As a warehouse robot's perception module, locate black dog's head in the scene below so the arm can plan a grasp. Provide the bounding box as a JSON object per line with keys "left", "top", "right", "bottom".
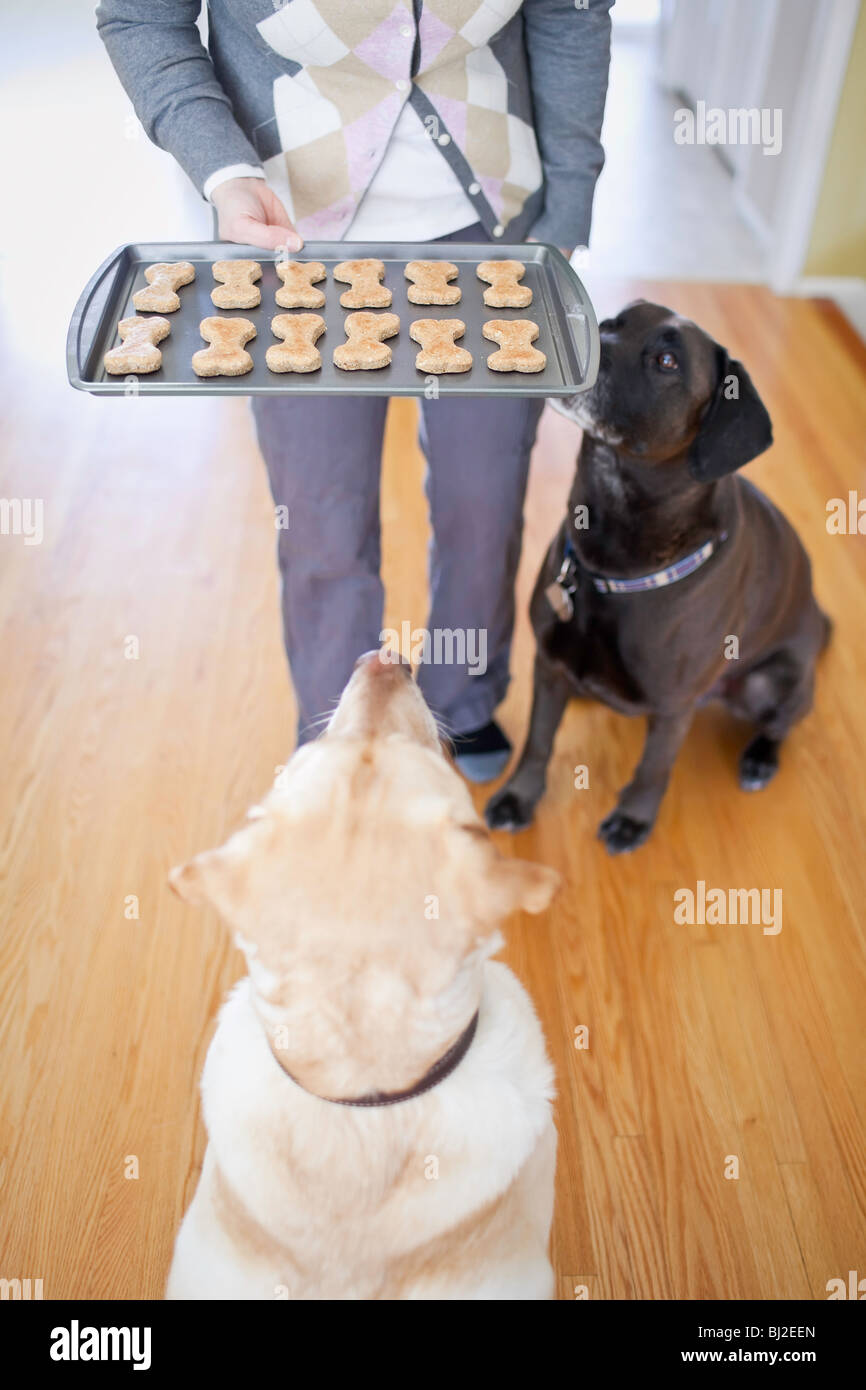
{"left": 568, "top": 301, "right": 772, "bottom": 481}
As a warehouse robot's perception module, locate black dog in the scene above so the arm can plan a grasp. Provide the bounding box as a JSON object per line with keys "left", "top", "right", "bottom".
{"left": 486, "top": 301, "right": 830, "bottom": 854}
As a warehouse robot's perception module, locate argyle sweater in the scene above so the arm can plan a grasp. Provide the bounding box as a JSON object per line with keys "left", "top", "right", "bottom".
{"left": 96, "top": 0, "right": 613, "bottom": 247}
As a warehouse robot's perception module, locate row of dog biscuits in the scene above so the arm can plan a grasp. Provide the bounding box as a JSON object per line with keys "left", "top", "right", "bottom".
{"left": 102, "top": 312, "right": 255, "bottom": 377}
{"left": 123, "top": 255, "right": 533, "bottom": 311}
{"left": 120, "top": 255, "right": 534, "bottom": 319}
{"left": 105, "top": 312, "right": 394, "bottom": 377}
{"left": 125, "top": 257, "right": 272, "bottom": 313}
{"left": 331, "top": 257, "right": 533, "bottom": 309}
{"left": 104, "top": 311, "right": 546, "bottom": 376}
{"left": 411, "top": 318, "right": 545, "bottom": 374}
{"left": 187, "top": 313, "right": 545, "bottom": 375}
{"left": 330, "top": 257, "right": 533, "bottom": 309}
{"left": 327, "top": 314, "right": 545, "bottom": 374}
{"left": 210, "top": 256, "right": 534, "bottom": 309}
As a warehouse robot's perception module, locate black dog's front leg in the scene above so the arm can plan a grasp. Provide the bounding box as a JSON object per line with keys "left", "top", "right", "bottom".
{"left": 599, "top": 709, "right": 694, "bottom": 854}
{"left": 485, "top": 660, "right": 574, "bottom": 832}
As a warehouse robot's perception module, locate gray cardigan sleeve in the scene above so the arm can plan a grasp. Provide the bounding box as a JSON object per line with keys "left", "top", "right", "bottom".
{"left": 523, "top": 0, "right": 613, "bottom": 248}
{"left": 95, "top": 0, "right": 262, "bottom": 194}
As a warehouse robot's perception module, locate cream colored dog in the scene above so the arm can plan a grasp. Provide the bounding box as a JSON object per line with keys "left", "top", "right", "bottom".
{"left": 167, "top": 652, "right": 559, "bottom": 1300}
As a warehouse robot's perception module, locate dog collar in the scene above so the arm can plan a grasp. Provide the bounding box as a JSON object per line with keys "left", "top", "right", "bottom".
{"left": 265, "top": 1011, "right": 479, "bottom": 1108}
{"left": 549, "top": 530, "right": 728, "bottom": 613}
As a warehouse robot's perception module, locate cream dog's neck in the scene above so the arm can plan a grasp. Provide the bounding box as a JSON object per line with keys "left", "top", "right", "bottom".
{"left": 236, "top": 931, "right": 487, "bottom": 1102}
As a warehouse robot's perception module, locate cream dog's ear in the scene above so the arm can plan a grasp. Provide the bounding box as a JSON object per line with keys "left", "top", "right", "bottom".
{"left": 450, "top": 820, "right": 560, "bottom": 919}
{"left": 494, "top": 856, "right": 561, "bottom": 915}
{"left": 169, "top": 801, "right": 278, "bottom": 910}
{"left": 169, "top": 848, "right": 228, "bottom": 907}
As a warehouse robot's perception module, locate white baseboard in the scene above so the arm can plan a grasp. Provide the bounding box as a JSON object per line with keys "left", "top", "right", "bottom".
{"left": 790, "top": 276, "right": 866, "bottom": 344}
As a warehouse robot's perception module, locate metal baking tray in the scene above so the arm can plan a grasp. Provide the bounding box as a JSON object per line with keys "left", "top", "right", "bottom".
{"left": 67, "top": 241, "right": 598, "bottom": 397}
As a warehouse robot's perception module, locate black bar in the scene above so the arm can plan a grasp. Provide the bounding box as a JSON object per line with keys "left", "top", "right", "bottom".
{"left": 6, "top": 1297, "right": 860, "bottom": 1375}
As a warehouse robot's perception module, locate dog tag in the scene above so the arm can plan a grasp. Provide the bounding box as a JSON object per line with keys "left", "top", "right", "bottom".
{"left": 545, "top": 579, "right": 574, "bottom": 622}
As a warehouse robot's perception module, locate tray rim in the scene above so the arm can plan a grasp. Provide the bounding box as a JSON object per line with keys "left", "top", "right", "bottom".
{"left": 67, "top": 240, "right": 599, "bottom": 398}
{"left": 66, "top": 243, "right": 129, "bottom": 394}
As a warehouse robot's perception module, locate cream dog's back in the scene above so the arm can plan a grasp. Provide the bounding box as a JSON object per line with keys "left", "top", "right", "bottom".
{"left": 167, "top": 966, "right": 555, "bottom": 1300}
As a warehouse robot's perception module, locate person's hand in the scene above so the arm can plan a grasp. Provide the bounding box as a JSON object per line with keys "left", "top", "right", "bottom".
{"left": 211, "top": 177, "right": 303, "bottom": 252}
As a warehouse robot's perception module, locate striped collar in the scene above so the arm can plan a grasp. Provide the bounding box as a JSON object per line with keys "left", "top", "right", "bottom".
{"left": 562, "top": 530, "right": 728, "bottom": 598}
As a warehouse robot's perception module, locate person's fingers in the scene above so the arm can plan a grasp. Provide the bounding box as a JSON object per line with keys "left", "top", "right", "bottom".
{"left": 257, "top": 222, "right": 303, "bottom": 252}
{"left": 261, "top": 187, "right": 293, "bottom": 225}
{"left": 257, "top": 190, "right": 304, "bottom": 251}
{"left": 225, "top": 215, "right": 303, "bottom": 252}
{"left": 277, "top": 227, "right": 305, "bottom": 253}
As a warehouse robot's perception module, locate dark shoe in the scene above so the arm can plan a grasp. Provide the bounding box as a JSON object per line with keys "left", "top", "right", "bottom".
{"left": 451, "top": 721, "right": 512, "bottom": 784}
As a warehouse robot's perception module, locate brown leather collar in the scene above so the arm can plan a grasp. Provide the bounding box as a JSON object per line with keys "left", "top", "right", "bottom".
{"left": 266, "top": 1011, "right": 479, "bottom": 1107}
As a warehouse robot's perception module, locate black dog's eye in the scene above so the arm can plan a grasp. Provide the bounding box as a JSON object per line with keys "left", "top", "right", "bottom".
{"left": 656, "top": 350, "right": 679, "bottom": 372}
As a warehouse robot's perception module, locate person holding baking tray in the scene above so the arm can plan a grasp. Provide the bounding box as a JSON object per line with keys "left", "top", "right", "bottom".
{"left": 97, "top": 0, "right": 612, "bottom": 780}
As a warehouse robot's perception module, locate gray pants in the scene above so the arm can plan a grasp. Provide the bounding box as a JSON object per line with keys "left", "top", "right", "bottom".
{"left": 252, "top": 224, "right": 544, "bottom": 742}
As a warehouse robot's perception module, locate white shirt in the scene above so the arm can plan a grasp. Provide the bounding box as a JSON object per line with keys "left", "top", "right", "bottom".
{"left": 205, "top": 105, "right": 479, "bottom": 241}
{"left": 346, "top": 104, "right": 478, "bottom": 240}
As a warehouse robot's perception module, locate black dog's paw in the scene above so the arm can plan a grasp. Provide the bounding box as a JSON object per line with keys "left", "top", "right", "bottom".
{"left": 598, "top": 810, "right": 652, "bottom": 855}
{"left": 485, "top": 787, "right": 537, "bottom": 833}
{"left": 739, "top": 734, "right": 779, "bottom": 791}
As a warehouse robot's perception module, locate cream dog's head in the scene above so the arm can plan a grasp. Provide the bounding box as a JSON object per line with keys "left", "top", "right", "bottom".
{"left": 170, "top": 651, "right": 559, "bottom": 1099}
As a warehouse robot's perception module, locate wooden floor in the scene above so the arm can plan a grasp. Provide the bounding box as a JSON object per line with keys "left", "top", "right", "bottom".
{"left": 1, "top": 281, "right": 865, "bottom": 1300}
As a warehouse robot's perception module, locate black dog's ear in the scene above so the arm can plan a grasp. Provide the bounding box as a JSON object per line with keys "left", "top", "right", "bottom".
{"left": 620, "top": 297, "right": 674, "bottom": 319}
{"left": 689, "top": 348, "right": 773, "bottom": 482}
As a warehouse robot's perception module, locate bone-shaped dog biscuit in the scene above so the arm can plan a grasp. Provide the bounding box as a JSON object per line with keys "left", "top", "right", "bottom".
{"left": 333, "top": 312, "right": 400, "bottom": 371}
{"left": 333, "top": 259, "right": 392, "bottom": 309}
{"left": 132, "top": 261, "right": 196, "bottom": 313}
{"left": 275, "top": 260, "right": 326, "bottom": 309}
{"left": 103, "top": 315, "right": 170, "bottom": 374}
{"left": 266, "top": 314, "right": 326, "bottom": 373}
{"left": 476, "top": 259, "right": 532, "bottom": 308}
{"left": 482, "top": 319, "right": 546, "bottom": 373}
{"left": 211, "top": 260, "right": 262, "bottom": 309}
{"left": 404, "top": 260, "right": 461, "bottom": 305}
{"left": 409, "top": 319, "right": 472, "bottom": 374}
{"left": 192, "top": 316, "right": 256, "bottom": 377}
